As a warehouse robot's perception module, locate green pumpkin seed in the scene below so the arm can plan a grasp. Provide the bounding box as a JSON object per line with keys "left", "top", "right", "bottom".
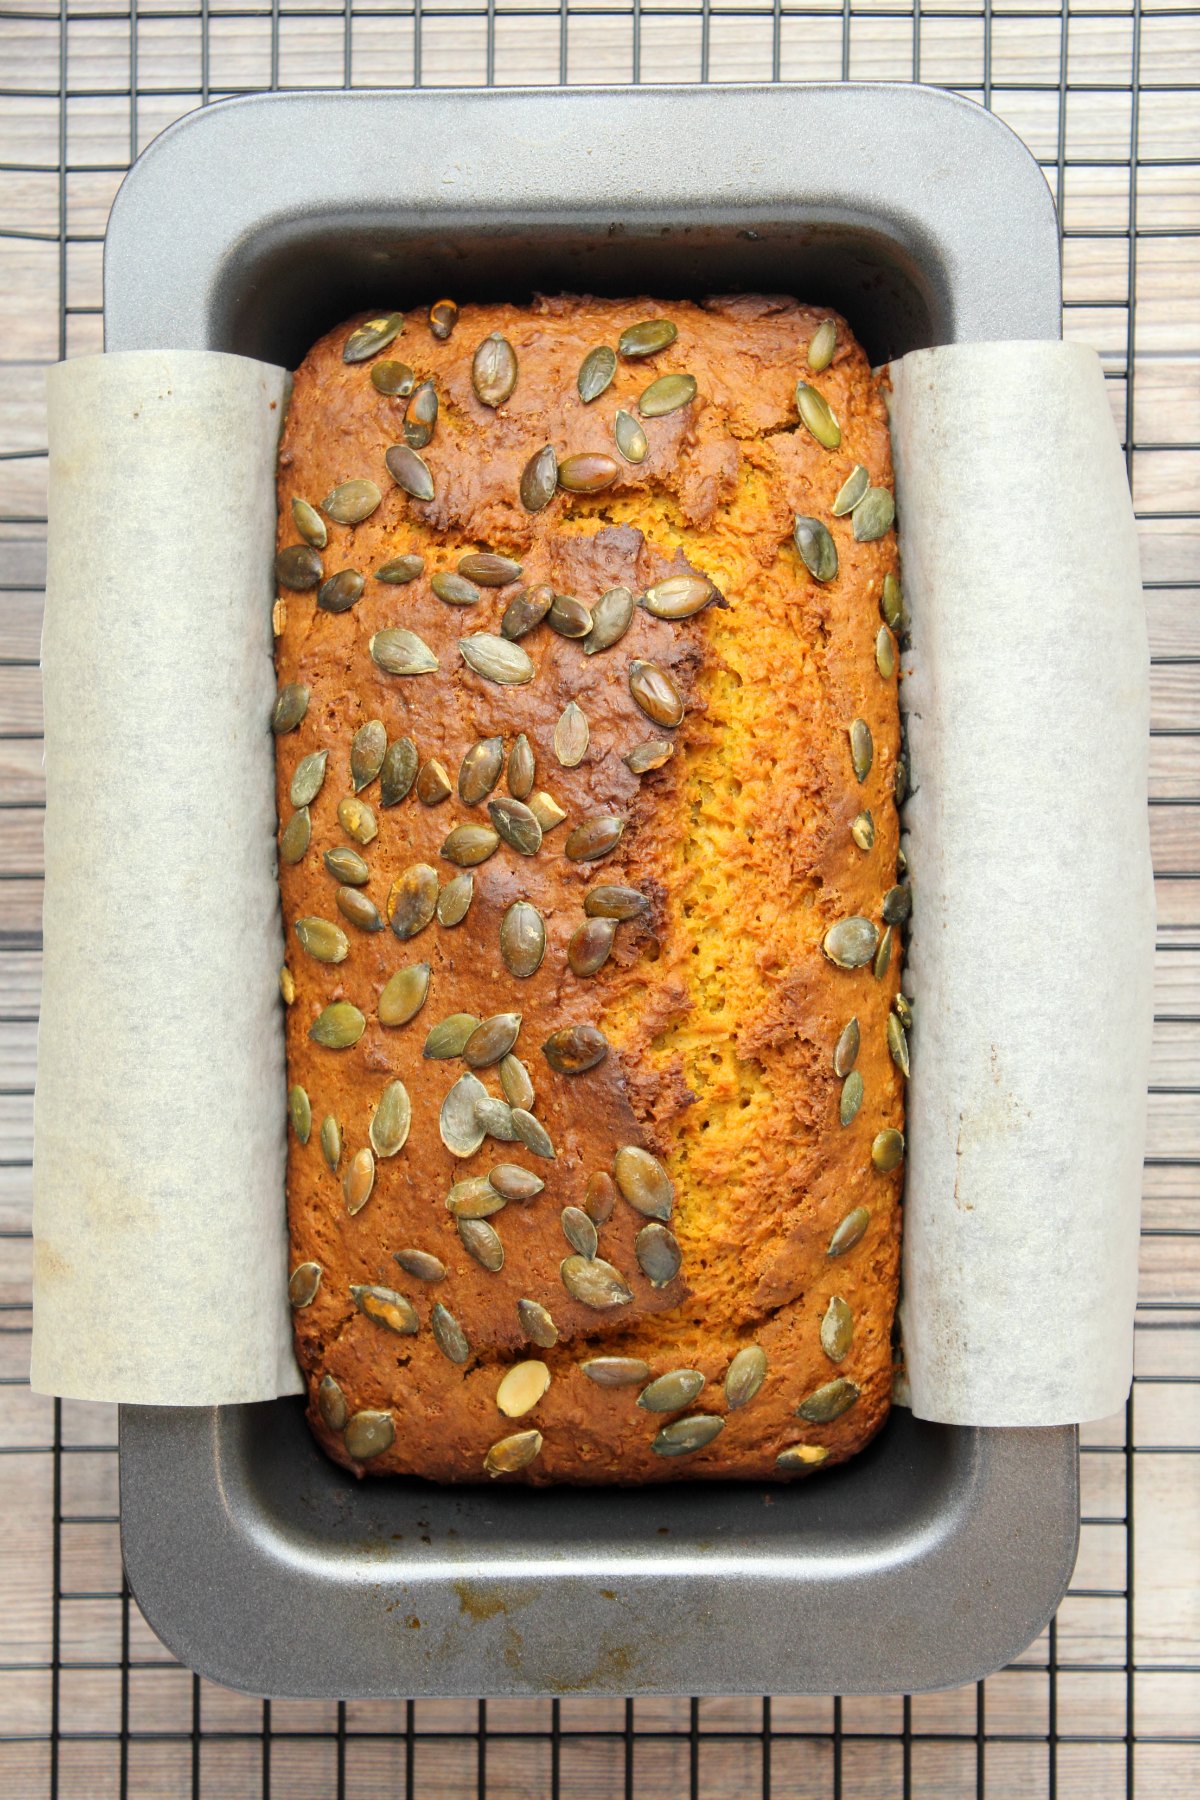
{"left": 554, "top": 701, "right": 589, "bottom": 768}
{"left": 613, "top": 1145, "right": 674, "bottom": 1220}
{"left": 384, "top": 443, "right": 435, "bottom": 502}
{"left": 388, "top": 862, "right": 439, "bottom": 938}
{"left": 279, "top": 807, "right": 311, "bottom": 865}
{"left": 543, "top": 1024, "right": 608, "bottom": 1075}
{"left": 584, "top": 1171, "right": 617, "bottom": 1224}
{"left": 624, "top": 739, "right": 673, "bottom": 775}
{"left": 849, "top": 718, "right": 873, "bottom": 782}
{"left": 459, "top": 552, "right": 523, "bottom": 588}
{"left": 485, "top": 1429, "right": 542, "bottom": 1475}
{"left": 797, "top": 1377, "right": 859, "bottom": 1423}
{"left": 894, "top": 992, "right": 913, "bottom": 1030}
{"left": 290, "top": 749, "right": 328, "bottom": 808}
{"left": 895, "top": 758, "right": 909, "bottom": 804}
{"left": 375, "top": 552, "right": 424, "bottom": 584}
{"left": 568, "top": 916, "right": 616, "bottom": 978}
{"left": 834, "top": 1018, "right": 860, "bottom": 1077}
{"left": 584, "top": 585, "right": 636, "bottom": 653}
{"left": 882, "top": 885, "right": 911, "bottom": 925}
{"left": 423, "top": 1013, "right": 480, "bottom": 1059}
{"left": 352, "top": 1284, "right": 419, "bottom": 1336}
{"left": 472, "top": 332, "right": 518, "bottom": 407}
{"left": 638, "top": 1369, "right": 704, "bottom": 1413}
{"left": 458, "top": 1216, "right": 504, "bottom": 1271}
{"left": 317, "top": 568, "right": 364, "bottom": 615}
{"left": 440, "top": 823, "right": 499, "bottom": 867}
{"left": 309, "top": 1001, "right": 366, "bottom": 1049}
{"left": 431, "top": 1301, "right": 470, "bottom": 1364}
{"left": 498, "top": 1055, "right": 535, "bottom": 1113}
{"left": 807, "top": 318, "right": 838, "bottom": 372}
{"left": 275, "top": 545, "right": 323, "bottom": 591}
{"left": 502, "top": 585, "right": 555, "bottom": 640}
{"left": 490, "top": 1162, "right": 543, "bottom": 1201}
{"left": 776, "top": 1443, "right": 829, "bottom": 1473}
{"left": 642, "top": 574, "right": 714, "bottom": 619}
{"left": 370, "top": 359, "right": 415, "bottom": 397}
{"left": 291, "top": 497, "right": 327, "bottom": 548}
{"left": 272, "top": 683, "right": 310, "bottom": 734}
{"left": 322, "top": 479, "right": 381, "bottom": 525}
{"left": 317, "top": 1374, "right": 348, "bottom": 1431}
{"left": 527, "top": 791, "right": 566, "bottom": 833}
{"left": 394, "top": 1247, "right": 446, "bottom": 1283}
{"left": 344, "top": 1147, "right": 374, "bottom": 1215}
{"left": 887, "top": 1014, "right": 910, "bottom": 1078}
{"left": 874, "top": 926, "right": 893, "bottom": 980}
{"left": 881, "top": 572, "right": 904, "bottom": 631}
{"left": 582, "top": 1356, "right": 650, "bottom": 1387}
{"left": 620, "top": 318, "right": 677, "bottom": 358}
{"left": 840, "top": 1070, "right": 865, "bottom": 1126}
{"left": 319, "top": 1114, "right": 341, "bottom": 1170}
{"left": 380, "top": 736, "right": 419, "bottom": 806}
{"left": 635, "top": 1222, "right": 682, "bottom": 1287}
{"left": 872, "top": 1127, "right": 905, "bottom": 1172}
{"left": 337, "top": 796, "right": 377, "bottom": 845}
{"left": 614, "top": 410, "right": 648, "bottom": 463}
{"left": 578, "top": 344, "right": 617, "bottom": 402}
{"left": 500, "top": 901, "right": 546, "bottom": 978}
{"left": 850, "top": 810, "right": 875, "bottom": 851}
{"left": 294, "top": 916, "right": 349, "bottom": 965}
{"left": 562, "top": 1205, "right": 598, "bottom": 1259}
{"left": 560, "top": 1254, "right": 632, "bottom": 1309}
{"left": 440, "top": 1072, "right": 488, "bottom": 1158}
{"left": 343, "top": 1410, "right": 395, "bottom": 1461}
{"left": 378, "top": 963, "right": 430, "bottom": 1028}
{"left": 853, "top": 487, "right": 896, "bottom": 542}
{"left": 512, "top": 1109, "right": 555, "bottom": 1160}
{"left": 343, "top": 313, "right": 404, "bottom": 363}
{"left": 431, "top": 571, "right": 478, "bottom": 609}
{"left": 437, "top": 871, "right": 474, "bottom": 927}
{"left": 477, "top": 1097, "right": 518, "bottom": 1142}
{"left": 324, "top": 844, "right": 369, "bottom": 885}
{"left": 350, "top": 719, "right": 387, "bottom": 792}
{"left": 403, "top": 379, "right": 438, "bottom": 450}
{"left": 557, "top": 453, "right": 620, "bottom": 495}
{"left": 794, "top": 515, "right": 838, "bottom": 583}
{"left": 628, "top": 659, "right": 684, "bottom": 728}
{"left": 652, "top": 1415, "right": 724, "bottom": 1457}
{"left": 446, "top": 1177, "right": 505, "bottom": 1220}
{"left": 548, "top": 594, "right": 593, "bottom": 638}
{"left": 369, "top": 627, "right": 438, "bottom": 676}
{"left": 725, "top": 1345, "right": 768, "bottom": 1410}
{"left": 460, "top": 633, "right": 534, "bottom": 686}
{"left": 564, "top": 815, "right": 622, "bottom": 863}
{"left": 828, "top": 1205, "right": 871, "bottom": 1257}
{"left": 370, "top": 1079, "right": 412, "bottom": 1158}
{"left": 638, "top": 373, "right": 697, "bottom": 417}
{"left": 519, "top": 445, "right": 558, "bottom": 513}
{"left": 795, "top": 381, "right": 841, "bottom": 449}
{"left": 464, "top": 1012, "right": 522, "bottom": 1069}
{"left": 875, "top": 625, "right": 896, "bottom": 680}
{"left": 288, "top": 1084, "right": 311, "bottom": 1143}
{"left": 415, "top": 758, "right": 452, "bottom": 806}
{"left": 507, "top": 733, "right": 535, "bottom": 799}
{"left": 586, "top": 884, "right": 648, "bottom": 921}
{"left": 832, "top": 464, "right": 869, "bottom": 517}
{"left": 429, "top": 298, "right": 458, "bottom": 341}
{"left": 896, "top": 847, "right": 908, "bottom": 878}
{"left": 488, "top": 797, "right": 543, "bottom": 856}
{"left": 822, "top": 917, "right": 879, "bottom": 969}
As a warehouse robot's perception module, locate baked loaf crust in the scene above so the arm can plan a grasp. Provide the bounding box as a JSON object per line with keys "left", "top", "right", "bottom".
{"left": 273, "top": 295, "right": 905, "bottom": 1483}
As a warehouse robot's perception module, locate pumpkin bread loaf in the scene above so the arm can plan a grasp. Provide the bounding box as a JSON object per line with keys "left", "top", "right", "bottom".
{"left": 273, "top": 295, "right": 906, "bottom": 1483}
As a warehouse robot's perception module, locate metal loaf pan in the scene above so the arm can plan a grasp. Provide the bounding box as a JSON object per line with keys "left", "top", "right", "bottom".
{"left": 107, "top": 84, "right": 1077, "bottom": 1699}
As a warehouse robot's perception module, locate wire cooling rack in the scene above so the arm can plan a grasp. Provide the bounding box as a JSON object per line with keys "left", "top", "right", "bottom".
{"left": 1, "top": 3, "right": 1198, "bottom": 1795}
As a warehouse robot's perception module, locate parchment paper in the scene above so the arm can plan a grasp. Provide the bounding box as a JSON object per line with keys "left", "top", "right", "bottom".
{"left": 31, "top": 350, "right": 303, "bottom": 1404}
{"left": 891, "top": 341, "right": 1153, "bottom": 1425}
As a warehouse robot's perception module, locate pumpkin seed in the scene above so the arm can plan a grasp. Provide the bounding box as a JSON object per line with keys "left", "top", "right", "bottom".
{"left": 375, "top": 552, "right": 424, "bottom": 584}
{"left": 294, "top": 916, "right": 349, "bottom": 965}
{"left": 635, "top": 1222, "right": 682, "bottom": 1287}
{"left": 291, "top": 497, "right": 327, "bottom": 548}
{"left": 370, "top": 359, "right": 415, "bottom": 397}
{"left": 896, "top": 847, "right": 908, "bottom": 878}
{"left": 822, "top": 916, "right": 879, "bottom": 969}
{"left": 472, "top": 332, "right": 518, "bottom": 407}
{"left": 639, "top": 373, "right": 697, "bottom": 417}
{"left": 475, "top": 1097, "right": 518, "bottom": 1146}
{"left": 795, "top": 380, "right": 841, "bottom": 449}
{"left": 560, "top": 1254, "right": 632, "bottom": 1309}
{"left": 652, "top": 1415, "right": 724, "bottom": 1457}
{"left": 370, "top": 1080, "right": 412, "bottom": 1158}
{"left": 853, "top": 487, "right": 896, "bottom": 542}
{"left": 832, "top": 464, "right": 869, "bottom": 516}
{"left": 394, "top": 1247, "right": 446, "bottom": 1283}
{"left": 279, "top": 808, "right": 311, "bottom": 865}
{"left": 272, "top": 683, "right": 310, "bottom": 734}
{"left": 875, "top": 624, "right": 896, "bottom": 680}
{"left": 460, "top": 552, "right": 522, "bottom": 588}
{"left": 558, "top": 453, "right": 620, "bottom": 494}
{"left": 322, "top": 479, "right": 381, "bottom": 526}
{"left": 620, "top": 318, "right": 677, "bottom": 358}
{"left": 497, "top": 1360, "right": 551, "bottom": 1418}
{"left": 881, "top": 571, "right": 904, "bottom": 631}
{"left": 502, "top": 585, "right": 555, "bottom": 640}
{"left": 807, "top": 318, "right": 838, "bottom": 372}
{"left": 423, "top": 1013, "right": 480, "bottom": 1060}
{"left": 445, "top": 1177, "right": 505, "bottom": 1220}
{"left": 384, "top": 443, "right": 435, "bottom": 502}
{"left": 839, "top": 1070, "right": 864, "bottom": 1126}
{"left": 584, "top": 585, "right": 636, "bottom": 653}
{"left": 894, "top": 759, "right": 908, "bottom": 804}
{"left": 614, "top": 410, "right": 649, "bottom": 463}
{"left": 894, "top": 992, "right": 913, "bottom": 1030}
{"left": 317, "top": 1374, "right": 348, "bottom": 1431}
{"left": 288, "top": 1085, "right": 311, "bottom": 1144}
{"left": 310, "top": 1001, "right": 365, "bottom": 1049}
{"left": 584, "top": 1171, "right": 617, "bottom": 1224}
{"left": 337, "top": 796, "right": 377, "bottom": 844}
{"left": 490, "top": 1162, "right": 543, "bottom": 1201}
{"left": 432, "top": 571, "right": 479, "bottom": 608}
{"left": 517, "top": 1299, "right": 558, "bottom": 1348}
{"left": 343, "top": 313, "right": 403, "bottom": 362}
{"left": 558, "top": 1206, "right": 596, "bottom": 1259}
{"left": 344, "top": 1410, "right": 394, "bottom": 1460}
{"left": 568, "top": 916, "right": 616, "bottom": 978}
{"left": 498, "top": 1055, "right": 535, "bottom": 1113}
{"left": 642, "top": 574, "right": 715, "bottom": 619}
{"left": 554, "top": 701, "right": 589, "bottom": 767}
{"left": 429, "top": 298, "right": 458, "bottom": 341}
{"left": 887, "top": 1015, "right": 910, "bottom": 1078}
{"left": 849, "top": 718, "right": 873, "bottom": 782}
{"left": 833, "top": 1019, "right": 860, "bottom": 1079}
{"left": 850, "top": 810, "right": 875, "bottom": 852}
{"left": 629, "top": 659, "right": 684, "bottom": 728}
{"left": 582, "top": 1357, "right": 650, "bottom": 1387}
{"left": 512, "top": 1108, "right": 555, "bottom": 1159}
{"left": 276, "top": 545, "right": 323, "bottom": 591}
{"left": 343, "top": 1146, "right": 375, "bottom": 1214}
{"left": 317, "top": 568, "right": 365, "bottom": 615}
{"left": 485, "top": 1429, "right": 542, "bottom": 1475}
{"left": 828, "top": 1206, "right": 871, "bottom": 1257}
{"left": 415, "top": 758, "right": 452, "bottom": 806}
{"left": 564, "top": 814, "right": 622, "bottom": 863}
{"left": 440, "top": 823, "right": 499, "bottom": 867}
{"left": 319, "top": 1114, "right": 341, "bottom": 1170}
{"left": 350, "top": 720, "right": 386, "bottom": 792}
{"left": 388, "top": 863, "right": 439, "bottom": 938}
{"left": 500, "top": 901, "right": 547, "bottom": 979}
{"left": 548, "top": 594, "right": 593, "bottom": 638}
{"left": 578, "top": 344, "right": 617, "bottom": 402}
{"left": 378, "top": 964, "right": 430, "bottom": 1028}
{"left": 585, "top": 884, "right": 648, "bottom": 921}
{"left": 380, "top": 736, "right": 419, "bottom": 806}
{"left": 613, "top": 1146, "right": 674, "bottom": 1220}
{"left": 488, "top": 797, "right": 543, "bottom": 856}
{"left": 872, "top": 1127, "right": 905, "bottom": 1172}
{"left": 507, "top": 733, "right": 535, "bottom": 799}
{"left": 776, "top": 1443, "right": 829, "bottom": 1473}
{"left": 290, "top": 749, "right": 328, "bottom": 808}
{"left": 458, "top": 1216, "right": 504, "bottom": 1271}
{"left": 464, "top": 1012, "right": 522, "bottom": 1069}
{"left": 520, "top": 445, "right": 558, "bottom": 513}
{"left": 882, "top": 884, "right": 911, "bottom": 925}
{"left": 543, "top": 1024, "right": 608, "bottom": 1075}
{"left": 440, "top": 1072, "right": 489, "bottom": 1158}
{"left": 528, "top": 791, "right": 567, "bottom": 832}
{"left": 352, "top": 1284, "right": 418, "bottom": 1336}
{"left": 431, "top": 1302, "right": 470, "bottom": 1364}
{"left": 794, "top": 515, "right": 838, "bottom": 583}
{"left": 437, "top": 872, "right": 474, "bottom": 927}
{"left": 797, "top": 1377, "right": 859, "bottom": 1423}
{"left": 324, "top": 844, "right": 368, "bottom": 885}
{"left": 624, "top": 739, "right": 673, "bottom": 775}
{"left": 460, "top": 633, "right": 534, "bottom": 686}
{"left": 874, "top": 925, "right": 893, "bottom": 980}
{"left": 336, "top": 888, "right": 381, "bottom": 934}
{"left": 638, "top": 1369, "right": 704, "bottom": 1413}
{"left": 403, "top": 379, "right": 438, "bottom": 449}
{"left": 725, "top": 1345, "right": 768, "bottom": 1410}
{"left": 279, "top": 965, "right": 295, "bottom": 1004}
{"left": 369, "top": 627, "right": 438, "bottom": 675}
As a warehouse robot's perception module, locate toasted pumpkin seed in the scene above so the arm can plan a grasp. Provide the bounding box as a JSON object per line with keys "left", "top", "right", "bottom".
{"left": 275, "top": 545, "right": 323, "bottom": 591}
{"left": 369, "top": 627, "right": 438, "bottom": 675}
{"left": 459, "top": 1216, "right": 504, "bottom": 1271}
{"left": 613, "top": 1146, "right": 674, "bottom": 1220}
{"left": 446, "top": 1177, "right": 505, "bottom": 1220}
{"left": 558, "top": 453, "right": 619, "bottom": 494}
{"left": 344, "top": 313, "right": 403, "bottom": 362}
{"left": 887, "top": 1014, "right": 910, "bottom": 1079}
{"left": 881, "top": 571, "right": 904, "bottom": 631}
{"left": 464, "top": 1012, "right": 522, "bottom": 1069}
{"left": 375, "top": 552, "right": 424, "bottom": 584}
{"left": 384, "top": 443, "right": 435, "bottom": 502}
{"left": 548, "top": 594, "right": 593, "bottom": 638}
{"left": 429, "top": 298, "right": 458, "bottom": 340}
{"left": 561, "top": 1254, "right": 632, "bottom": 1309}
{"left": 378, "top": 964, "right": 430, "bottom": 1028}
{"left": 832, "top": 464, "right": 869, "bottom": 517}
{"left": 288, "top": 1085, "right": 311, "bottom": 1143}
{"left": 322, "top": 479, "right": 381, "bottom": 525}
{"left": 528, "top": 791, "right": 567, "bottom": 832}
{"left": 394, "top": 1247, "right": 446, "bottom": 1283}
{"left": 490, "top": 1162, "right": 543, "bottom": 1201}
{"left": 797, "top": 1377, "right": 859, "bottom": 1423}
{"left": 586, "top": 884, "right": 648, "bottom": 921}
{"left": 403, "top": 379, "right": 438, "bottom": 450}
{"left": 388, "top": 863, "right": 439, "bottom": 938}
{"left": 370, "top": 1080, "right": 412, "bottom": 1158}
{"left": 584, "top": 1171, "right": 617, "bottom": 1224}
{"left": 488, "top": 797, "right": 543, "bottom": 856}
{"left": 561, "top": 1205, "right": 598, "bottom": 1259}
{"left": 849, "top": 718, "right": 873, "bottom": 782}
{"left": 472, "top": 332, "right": 518, "bottom": 407}
{"left": 344, "top": 1410, "right": 394, "bottom": 1460}
{"left": 423, "top": 1012, "right": 480, "bottom": 1059}
{"left": 512, "top": 1108, "right": 555, "bottom": 1159}
{"left": 437, "top": 872, "right": 474, "bottom": 927}
{"left": 776, "top": 1443, "right": 829, "bottom": 1473}
{"left": 460, "top": 633, "right": 534, "bottom": 686}
{"left": 882, "top": 884, "right": 911, "bottom": 925}
{"left": 380, "top": 737, "right": 419, "bottom": 806}
{"left": 807, "top": 318, "right": 838, "bottom": 372}
{"left": 310, "top": 1001, "right": 365, "bottom": 1049}
{"left": 652, "top": 1415, "right": 723, "bottom": 1457}
{"left": 620, "top": 318, "right": 677, "bottom": 358}
{"left": 624, "top": 738, "right": 673, "bottom": 775}
{"left": 496, "top": 1361, "right": 551, "bottom": 1418}
{"left": 279, "top": 808, "right": 311, "bottom": 865}
{"left": 507, "top": 733, "right": 535, "bottom": 799}
{"left": 543, "top": 1024, "right": 608, "bottom": 1075}
{"left": 795, "top": 380, "right": 841, "bottom": 449}
{"left": 370, "top": 359, "right": 415, "bottom": 397}
{"left": 415, "top": 758, "right": 452, "bottom": 806}
{"left": 828, "top": 1206, "right": 871, "bottom": 1257}
{"left": 317, "top": 1374, "right": 348, "bottom": 1430}
{"left": 350, "top": 720, "right": 386, "bottom": 792}
{"left": 565, "top": 814, "right": 624, "bottom": 863}
{"left": 629, "top": 658, "right": 684, "bottom": 728}
{"left": 352, "top": 1284, "right": 418, "bottom": 1336}
{"left": 875, "top": 625, "right": 896, "bottom": 680}
{"left": 517, "top": 1298, "right": 558, "bottom": 1347}
{"left": 431, "top": 1302, "right": 470, "bottom": 1364}
{"left": 440, "top": 823, "right": 499, "bottom": 867}
{"left": 872, "top": 1128, "right": 905, "bottom": 1172}
{"left": 502, "top": 585, "right": 554, "bottom": 640}
{"left": 578, "top": 344, "right": 617, "bottom": 402}
{"left": 291, "top": 496, "right": 327, "bottom": 548}
{"left": 585, "top": 585, "right": 636, "bottom": 653}
{"left": 272, "top": 683, "right": 310, "bottom": 734}
{"left": 821, "top": 1296, "right": 855, "bottom": 1363}
{"left": 343, "top": 1146, "right": 375, "bottom": 1214}
{"left": 725, "top": 1345, "right": 768, "bottom": 1410}
{"left": 635, "top": 1222, "right": 682, "bottom": 1287}
{"left": 834, "top": 1018, "right": 860, "bottom": 1078}
{"left": 294, "top": 917, "right": 349, "bottom": 965}
{"left": 324, "top": 844, "right": 368, "bottom": 885}
{"left": 853, "top": 487, "right": 896, "bottom": 542}
{"left": 498, "top": 1055, "right": 535, "bottom": 1113}
{"left": 431, "top": 571, "right": 479, "bottom": 608}
{"left": 614, "top": 410, "right": 649, "bottom": 463}
{"left": 485, "top": 1429, "right": 542, "bottom": 1475}
{"left": 639, "top": 373, "right": 697, "bottom": 417}
{"left": 823, "top": 916, "right": 879, "bottom": 969}
{"left": 319, "top": 1114, "right": 341, "bottom": 1171}
{"left": 894, "top": 758, "right": 908, "bottom": 804}
{"left": 894, "top": 992, "right": 913, "bottom": 1030}
{"left": 850, "top": 810, "right": 875, "bottom": 852}
{"left": 476, "top": 1097, "right": 520, "bottom": 1145}
{"left": 874, "top": 925, "right": 893, "bottom": 980}
{"left": 839, "top": 1070, "right": 864, "bottom": 1126}
{"left": 519, "top": 445, "right": 558, "bottom": 513}
{"left": 638, "top": 1369, "right": 704, "bottom": 1413}
{"left": 643, "top": 575, "right": 713, "bottom": 620}
{"left": 794, "top": 515, "right": 838, "bottom": 583}
{"left": 568, "top": 916, "right": 616, "bottom": 978}
{"left": 554, "top": 701, "right": 589, "bottom": 767}
{"left": 440, "top": 1072, "right": 488, "bottom": 1158}
{"left": 459, "top": 552, "right": 523, "bottom": 587}
{"left": 336, "top": 885, "right": 381, "bottom": 931}
{"left": 290, "top": 749, "right": 328, "bottom": 808}
{"left": 279, "top": 965, "right": 295, "bottom": 1004}
{"left": 583, "top": 1356, "right": 651, "bottom": 1387}
{"left": 337, "top": 796, "right": 377, "bottom": 845}
{"left": 500, "top": 900, "right": 546, "bottom": 979}
{"left": 317, "top": 568, "right": 365, "bottom": 615}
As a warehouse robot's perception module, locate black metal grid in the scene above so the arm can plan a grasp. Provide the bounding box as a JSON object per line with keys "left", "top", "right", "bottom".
{"left": 1, "top": 1, "right": 1198, "bottom": 1794}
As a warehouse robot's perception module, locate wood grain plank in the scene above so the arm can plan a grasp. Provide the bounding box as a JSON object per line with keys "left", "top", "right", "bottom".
{"left": 1150, "top": 804, "right": 1200, "bottom": 873}
{"left": 1149, "top": 1019, "right": 1200, "bottom": 1087}
{"left": 0, "top": 591, "right": 44, "bottom": 662}
{"left": 0, "top": 880, "right": 42, "bottom": 935}
{"left": 1152, "top": 664, "right": 1200, "bottom": 734}
{"left": 0, "top": 739, "right": 44, "bottom": 804}
{"left": 0, "top": 666, "right": 42, "bottom": 736}
{"left": 0, "top": 1018, "right": 37, "bottom": 1087}
{"left": 0, "top": 951, "right": 41, "bottom": 1017}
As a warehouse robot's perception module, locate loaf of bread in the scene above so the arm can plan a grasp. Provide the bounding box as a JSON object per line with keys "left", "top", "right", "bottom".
{"left": 273, "top": 294, "right": 906, "bottom": 1483}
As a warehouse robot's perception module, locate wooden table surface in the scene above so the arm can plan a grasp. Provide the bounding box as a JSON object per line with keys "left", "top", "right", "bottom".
{"left": 0, "top": 4, "right": 1197, "bottom": 1794}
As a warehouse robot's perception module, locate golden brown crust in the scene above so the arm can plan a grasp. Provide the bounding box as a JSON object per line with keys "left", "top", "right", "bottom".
{"left": 274, "top": 295, "right": 904, "bottom": 1484}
